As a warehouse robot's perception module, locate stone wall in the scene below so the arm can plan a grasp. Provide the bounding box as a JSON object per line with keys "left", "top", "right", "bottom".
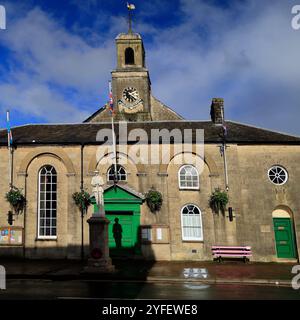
{"left": 0, "top": 142, "right": 299, "bottom": 262}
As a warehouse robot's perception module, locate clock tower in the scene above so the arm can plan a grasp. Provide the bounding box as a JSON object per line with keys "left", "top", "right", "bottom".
{"left": 111, "top": 32, "right": 152, "bottom": 121}
{"left": 84, "top": 30, "right": 183, "bottom": 123}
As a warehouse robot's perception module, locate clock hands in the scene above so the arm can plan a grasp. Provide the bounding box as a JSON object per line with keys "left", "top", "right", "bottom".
{"left": 126, "top": 91, "right": 138, "bottom": 102}
{"left": 122, "top": 87, "right": 139, "bottom": 104}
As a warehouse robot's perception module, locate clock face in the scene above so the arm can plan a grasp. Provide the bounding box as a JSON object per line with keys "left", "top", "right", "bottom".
{"left": 123, "top": 87, "right": 139, "bottom": 103}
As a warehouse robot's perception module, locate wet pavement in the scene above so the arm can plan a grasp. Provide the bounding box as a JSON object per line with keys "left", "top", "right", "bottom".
{"left": 1, "top": 259, "right": 296, "bottom": 286}
{"left": 0, "top": 279, "right": 299, "bottom": 300}
{"left": 1, "top": 259, "right": 299, "bottom": 300}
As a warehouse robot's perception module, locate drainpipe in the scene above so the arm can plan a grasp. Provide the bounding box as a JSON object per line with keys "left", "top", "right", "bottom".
{"left": 222, "top": 142, "right": 229, "bottom": 192}
{"left": 211, "top": 98, "right": 229, "bottom": 191}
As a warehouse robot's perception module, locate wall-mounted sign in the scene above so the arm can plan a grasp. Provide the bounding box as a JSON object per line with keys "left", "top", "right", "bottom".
{"left": 0, "top": 227, "right": 23, "bottom": 246}
{"left": 141, "top": 225, "right": 169, "bottom": 244}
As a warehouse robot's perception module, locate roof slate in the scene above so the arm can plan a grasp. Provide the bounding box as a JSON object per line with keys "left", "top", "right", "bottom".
{"left": 0, "top": 121, "right": 299, "bottom": 146}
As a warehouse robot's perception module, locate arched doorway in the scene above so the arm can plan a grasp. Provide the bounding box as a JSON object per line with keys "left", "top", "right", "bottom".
{"left": 272, "top": 208, "right": 297, "bottom": 259}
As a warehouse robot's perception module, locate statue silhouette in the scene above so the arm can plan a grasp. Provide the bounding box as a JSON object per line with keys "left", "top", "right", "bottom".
{"left": 113, "top": 218, "right": 123, "bottom": 249}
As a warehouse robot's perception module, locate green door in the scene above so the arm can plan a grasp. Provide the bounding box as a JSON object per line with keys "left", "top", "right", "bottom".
{"left": 92, "top": 185, "right": 143, "bottom": 256}
{"left": 273, "top": 218, "right": 297, "bottom": 259}
{"left": 106, "top": 212, "right": 135, "bottom": 248}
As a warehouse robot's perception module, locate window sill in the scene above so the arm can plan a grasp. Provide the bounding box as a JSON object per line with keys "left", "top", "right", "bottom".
{"left": 107, "top": 181, "right": 127, "bottom": 185}
{"left": 179, "top": 188, "right": 200, "bottom": 191}
{"left": 182, "top": 240, "right": 204, "bottom": 243}
{"left": 35, "top": 237, "right": 57, "bottom": 241}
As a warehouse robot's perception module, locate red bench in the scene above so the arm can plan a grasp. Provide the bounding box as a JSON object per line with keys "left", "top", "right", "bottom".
{"left": 212, "top": 246, "right": 252, "bottom": 263}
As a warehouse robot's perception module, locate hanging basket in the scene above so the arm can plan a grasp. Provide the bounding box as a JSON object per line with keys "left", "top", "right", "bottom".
{"left": 5, "top": 187, "right": 27, "bottom": 214}
{"left": 72, "top": 190, "right": 92, "bottom": 214}
{"left": 209, "top": 188, "right": 229, "bottom": 214}
{"left": 145, "top": 189, "right": 163, "bottom": 213}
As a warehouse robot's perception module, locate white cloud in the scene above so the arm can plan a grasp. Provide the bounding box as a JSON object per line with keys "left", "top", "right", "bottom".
{"left": 146, "top": 0, "right": 300, "bottom": 135}
{"left": 0, "top": 6, "right": 115, "bottom": 123}
{"left": 0, "top": 1, "right": 299, "bottom": 135}
{"left": 0, "top": 80, "right": 89, "bottom": 123}
{"left": 1, "top": 8, "right": 115, "bottom": 91}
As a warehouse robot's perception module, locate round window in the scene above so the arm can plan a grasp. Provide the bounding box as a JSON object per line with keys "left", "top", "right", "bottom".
{"left": 268, "top": 166, "right": 288, "bottom": 185}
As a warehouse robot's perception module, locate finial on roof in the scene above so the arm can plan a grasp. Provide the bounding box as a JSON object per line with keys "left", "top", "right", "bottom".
{"left": 127, "top": 2, "right": 136, "bottom": 33}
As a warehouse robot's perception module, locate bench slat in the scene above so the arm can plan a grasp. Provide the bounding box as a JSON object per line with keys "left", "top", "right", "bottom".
{"left": 215, "top": 254, "right": 252, "bottom": 257}
{"left": 213, "top": 250, "right": 252, "bottom": 254}
{"left": 213, "top": 254, "right": 252, "bottom": 256}
{"left": 212, "top": 246, "right": 251, "bottom": 250}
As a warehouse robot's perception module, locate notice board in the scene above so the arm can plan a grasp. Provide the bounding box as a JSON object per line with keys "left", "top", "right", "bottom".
{"left": 0, "top": 227, "right": 23, "bottom": 245}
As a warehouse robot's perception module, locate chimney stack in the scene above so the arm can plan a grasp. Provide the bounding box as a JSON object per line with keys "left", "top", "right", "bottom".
{"left": 210, "top": 98, "right": 224, "bottom": 124}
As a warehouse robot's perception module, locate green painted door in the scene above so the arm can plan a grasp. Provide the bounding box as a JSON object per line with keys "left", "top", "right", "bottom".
{"left": 273, "top": 218, "right": 297, "bottom": 259}
{"left": 92, "top": 185, "right": 143, "bottom": 256}
{"left": 106, "top": 212, "right": 135, "bottom": 248}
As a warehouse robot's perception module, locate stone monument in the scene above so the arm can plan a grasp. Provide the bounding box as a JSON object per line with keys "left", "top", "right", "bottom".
{"left": 91, "top": 171, "right": 105, "bottom": 216}
{"left": 84, "top": 171, "right": 115, "bottom": 273}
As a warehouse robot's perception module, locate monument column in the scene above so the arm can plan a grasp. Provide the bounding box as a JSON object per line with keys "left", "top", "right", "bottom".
{"left": 84, "top": 171, "right": 115, "bottom": 273}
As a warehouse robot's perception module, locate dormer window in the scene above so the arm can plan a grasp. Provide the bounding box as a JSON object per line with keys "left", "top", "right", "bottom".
{"left": 125, "top": 47, "right": 135, "bottom": 65}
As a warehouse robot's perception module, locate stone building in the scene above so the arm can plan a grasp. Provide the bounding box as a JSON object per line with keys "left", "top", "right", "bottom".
{"left": 0, "top": 30, "right": 299, "bottom": 263}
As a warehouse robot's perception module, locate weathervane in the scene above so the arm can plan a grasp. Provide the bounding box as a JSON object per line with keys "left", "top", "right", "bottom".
{"left": 127, "top": 2, "right": 136, "bottom": 33}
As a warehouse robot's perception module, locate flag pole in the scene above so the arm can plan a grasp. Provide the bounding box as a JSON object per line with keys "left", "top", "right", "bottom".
{"left": 111, "top": 116, "right": 118, "bottom": 183}
{"left": 109, "top": 81, "right": 118, "bottom": 184}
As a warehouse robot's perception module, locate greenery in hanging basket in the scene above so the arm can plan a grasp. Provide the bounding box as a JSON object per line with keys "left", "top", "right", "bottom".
{"left": 5, "top": 187, "right": 27, "bottom": 214}
{"left": 145, "top": 189, "right": 163, "bottom": 213}
{"left": 209, "top": 188, "right": 229, "bottom": 214}
{"left": 72, "top": 190, "right": 92, "bottom": 214}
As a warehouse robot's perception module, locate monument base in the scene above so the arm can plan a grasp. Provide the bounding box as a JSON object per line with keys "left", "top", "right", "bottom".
{"left": 84, "top": 213, "right": 115, "bottom": 274}
{"left": 83, "top": 258, "right": 115, "bottom": 274}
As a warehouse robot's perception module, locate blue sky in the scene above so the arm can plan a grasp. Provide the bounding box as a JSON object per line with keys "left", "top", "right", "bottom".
{"left": 0, "top": 0, "right": 300, "bottom": 135}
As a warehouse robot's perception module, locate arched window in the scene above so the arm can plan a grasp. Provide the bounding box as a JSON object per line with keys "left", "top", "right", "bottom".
{"left": 178, "top": 165, "right": 199, "bottom": 189}
{"left": 38, "top": 165, "right": 57, "bottom": 238}
{"left": 107, "top": 165, "right": 127, "bottom": 181}
{"left": 181, "top": 204, "right": 203, "bottom": 241}
{"left": 125, "top": 47, "right": 135, "bottom": 65}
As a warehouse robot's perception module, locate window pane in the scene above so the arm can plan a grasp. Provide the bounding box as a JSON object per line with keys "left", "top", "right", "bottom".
{"left": 193, "top": 207, "right": 200, "bottom": 214}
{"left": 182, "top": 207, "right": 188, "bottom": 214}
{"left": 40, "top": 219, "right": 45, "bottom": 227}
{"left": 40, "top": 210, "right": 45, "bottom": 218}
